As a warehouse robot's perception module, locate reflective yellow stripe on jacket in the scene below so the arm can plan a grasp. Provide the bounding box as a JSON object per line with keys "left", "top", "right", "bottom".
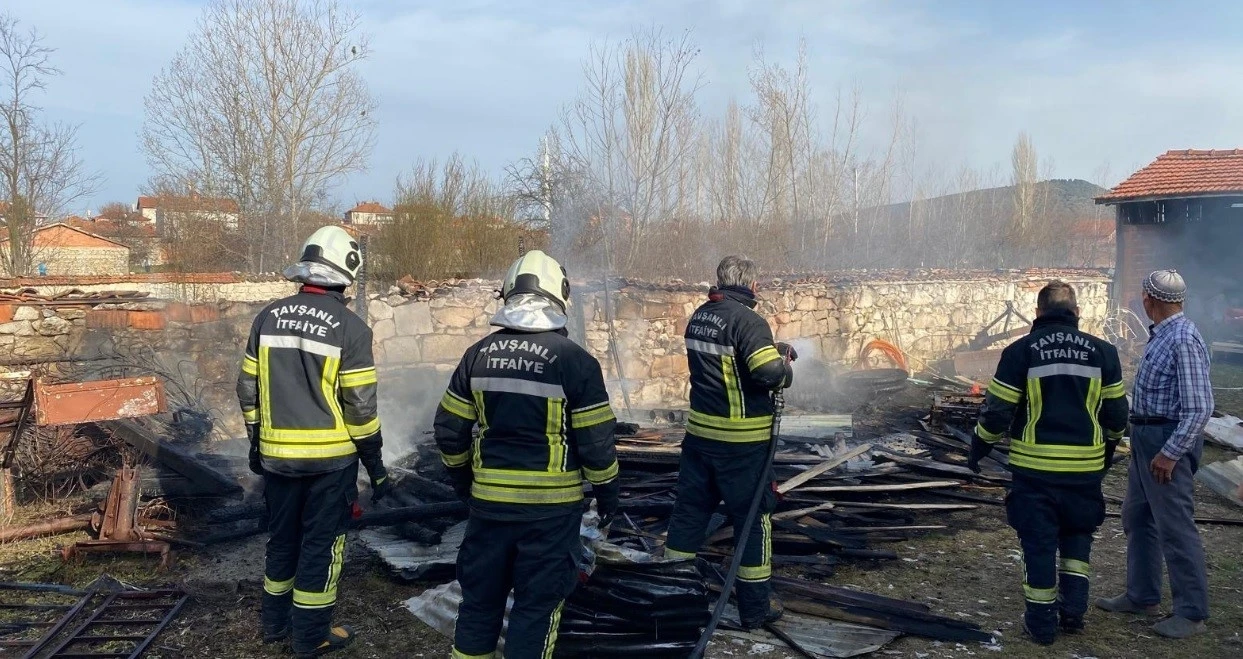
{"left": 257, "top": 341, "right": 355, "bottom": 461}
{"left": 686, "top": 409, "right": 773, "bottom": 442}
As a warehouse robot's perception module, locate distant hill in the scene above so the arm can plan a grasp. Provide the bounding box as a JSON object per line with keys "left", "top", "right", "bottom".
{"left": 876, "top": 178, "right": 1110, "bottom": 225}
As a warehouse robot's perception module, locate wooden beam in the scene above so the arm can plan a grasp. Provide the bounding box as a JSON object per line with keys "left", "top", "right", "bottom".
{"left": 831, "top": 502, "right": 978, "bottom": 512}
{"left": 799, "top": 480, "right": 962, "bottom": 494}
{"left": 771, "top": 502, "right": 835, "bottom": 521}
{"left": 104, "top": 419, "right": 243, "bottom": 499}
{"left": 777, "top": 444, "right": 872, "bottom": 494}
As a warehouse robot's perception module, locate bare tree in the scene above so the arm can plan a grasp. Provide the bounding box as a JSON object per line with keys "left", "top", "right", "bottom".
{"left": 557, "top": 27, "right": 703, "bottom": 273}
{"left": 1011, "top": 132, "right": 1038, "bottom": 233}
{"left": 0, "top": 14, "right": 98, "bottom": 276}
{"left": 141, "top": 0, "right": 376, "bottom": 272}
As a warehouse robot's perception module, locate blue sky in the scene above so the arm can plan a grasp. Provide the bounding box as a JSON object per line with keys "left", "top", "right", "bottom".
{"left": 6, "top": 0, "right": 1242, "bottom": 214}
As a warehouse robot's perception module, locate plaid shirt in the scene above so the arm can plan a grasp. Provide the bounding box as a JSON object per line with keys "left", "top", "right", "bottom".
{"left": 1132, "top": 313, "right": 1214, "bottom": 461}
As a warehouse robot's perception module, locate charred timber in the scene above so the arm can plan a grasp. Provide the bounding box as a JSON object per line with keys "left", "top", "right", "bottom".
{"left": 0, "top": 513, "right": 92, "bottom": 543}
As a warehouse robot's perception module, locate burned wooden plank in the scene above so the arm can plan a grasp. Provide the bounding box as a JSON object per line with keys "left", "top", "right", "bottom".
{"left": 104, "top": 420, "right": 243, "bottom": 499}
{"left": 875, "top": 451, "right": 1009, "bottom": 483}
{"left": 776, "top": 444, "right": 872, "bottom": 494}
{"left": 0, "top": 514, "right": 92, "bottom": 543}
{"left": 798, "top": 480, "right": 962, "bottom": 494}
{"left": 772, "top": 577, "right": 993, "bottom": 643}
{"left": 830, "top": 502, "right": 978, "bottom": 512}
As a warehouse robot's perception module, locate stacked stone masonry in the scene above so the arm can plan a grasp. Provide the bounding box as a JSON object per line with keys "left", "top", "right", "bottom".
{"left": 0, "top": 270, "right": 1112, "bottom": 433}
{"left": 366, "top": 272, "right": 1112, "bottom": 409}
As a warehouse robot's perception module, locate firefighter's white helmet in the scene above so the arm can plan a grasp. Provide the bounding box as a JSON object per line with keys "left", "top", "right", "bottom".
{"left": 501, "top": 250, "right": 570, "bottom": 311}
{"left": 299, "top": 226, "right": 361, "bottom": 283}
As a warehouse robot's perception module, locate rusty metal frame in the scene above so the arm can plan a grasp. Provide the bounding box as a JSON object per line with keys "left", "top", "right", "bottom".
{"left": 61, "top": 468, "right": 174, "bottom": 569}
{"left": 33, "top": 377, "right": 166, "bottom": 427}
{"left": 17, "top": 587, "right": 188, "bottom": 659}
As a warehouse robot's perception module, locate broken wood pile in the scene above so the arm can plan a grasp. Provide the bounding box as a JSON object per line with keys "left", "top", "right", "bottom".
{"left": 606, "top": 419, "right": 1008, "bottom": 580}
{"left": 362, "top": 413, "right": 1007, "bottom": 655}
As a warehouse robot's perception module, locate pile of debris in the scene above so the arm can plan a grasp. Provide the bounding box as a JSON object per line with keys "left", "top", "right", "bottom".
{"left": 349, "top": 399, "right": 1010, "bottom": 657}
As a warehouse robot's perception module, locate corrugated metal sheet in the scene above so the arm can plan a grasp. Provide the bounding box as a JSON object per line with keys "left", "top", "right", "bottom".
{"left": 1196, "top": 457, "right": 1243, "bottom": 507}
{"left": 359, "top": 522, "right": 466, "bottom": 580}
{"left": 721, "top": 604, "right": 900, "bottom": 658}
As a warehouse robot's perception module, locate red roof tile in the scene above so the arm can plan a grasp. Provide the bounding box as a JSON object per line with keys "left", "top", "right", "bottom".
{"left": 1096, "top": 149, "right": 1243, "bottom": 203}
{"left": 347, "top": 201, "right": 392, "bottom": 214}
{"left": 0, "top": 223, "right": 129, "bottom": 249}
{"left": 67, "top": 218, "right": 157, "bottom": 239}
{"left": 137, "top": 194, "right": 239, "bottom": 213}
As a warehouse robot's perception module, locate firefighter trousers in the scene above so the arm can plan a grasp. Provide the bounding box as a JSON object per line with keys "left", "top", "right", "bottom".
{"left": 452, "top": 511, "right": 581, "bottom": 659}
{"left": 1005, "top": 472, "right": 1104, "bottom": 639}
{"left": 665, "top": 434, "right": 776, "bottom": 624}
{"left": 261, "top": 462, "right": 357, "bottom": 654}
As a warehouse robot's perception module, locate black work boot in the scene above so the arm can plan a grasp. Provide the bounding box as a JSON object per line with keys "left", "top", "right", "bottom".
{"left": 295, "top": 625, "right": 355, "bottom": 658}
{"left": 1023, "top": 602, "right": 1058, "bottom": 646}
{"left": 741, "top": 597, "right": 784, "bottom": 630}
{"left": 261, "top": 592, "right": 292, "bottom": 645}
{"left": 1059, "top": 612, "right": 1085, "bottom": 634}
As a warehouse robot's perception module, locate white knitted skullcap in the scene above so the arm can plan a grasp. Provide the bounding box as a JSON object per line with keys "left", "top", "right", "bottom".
{"left": 1143, "top": 269, "right": 1186, "bottom": 303}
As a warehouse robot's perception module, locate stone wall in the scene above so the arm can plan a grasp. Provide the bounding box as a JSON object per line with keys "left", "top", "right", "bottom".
{"left": 366, "top": 270, "right": 1112, "bottom": 408}
{"left": 0, "top": 273, "right": 296, "bottom": 303}
{"left": 41, "top": 246, "right": 130, "bottom": 277}
{"left": 0, "top": 269, "right": 1112, "bottom": 437}
{"left": 0, "top": 298, "right": 264, "bottom": 439}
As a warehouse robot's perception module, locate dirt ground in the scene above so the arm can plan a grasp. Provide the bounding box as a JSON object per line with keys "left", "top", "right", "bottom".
{"left": 4, "top": 365, "right": 1243, "bottom": 658}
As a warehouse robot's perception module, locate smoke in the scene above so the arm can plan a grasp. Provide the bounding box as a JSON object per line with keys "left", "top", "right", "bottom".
{"left": 376, "top": 365, "right": 452, "bottom": 463}
{"left": 1122, "top": 210, "right": 1243, "bottom": 341}
{"left": 782, "top": 337, "right": 847, "bottom": 413}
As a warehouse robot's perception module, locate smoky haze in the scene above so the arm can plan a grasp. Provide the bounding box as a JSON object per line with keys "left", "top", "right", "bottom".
{"left": 376, "top": 365, "right": 451, "bottom": 462}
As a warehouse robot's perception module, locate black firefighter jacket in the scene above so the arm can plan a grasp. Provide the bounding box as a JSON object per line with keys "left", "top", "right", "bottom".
{"left": 684, "top": 286, "right": 793, "bottom": 443}
{"left": 236, "top": 287, "right": 381, "bottom": 477}
{"left": 975, "top": 309, "right": 1128, "bottom": 481}
{"left": 433, "top": 328, "right": 620, "bottom": 521}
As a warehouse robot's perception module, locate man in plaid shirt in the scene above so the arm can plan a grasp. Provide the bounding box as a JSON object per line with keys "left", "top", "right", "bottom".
{"left": 1097, "top": 270, "right": 1213, "bottom": 639}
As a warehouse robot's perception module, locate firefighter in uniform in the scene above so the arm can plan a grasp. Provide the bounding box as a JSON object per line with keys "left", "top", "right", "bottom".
{"left": 664, "top": 255, "right": 795, "bottom": 629}
{"left": 969, "top": 280, "right": 1128, "bottom": 645}
{"left": 434, "top": 250, "right": 619, "bottom": 659}
{"left": 236, "top": 226, "right": 391, "bottom": 657}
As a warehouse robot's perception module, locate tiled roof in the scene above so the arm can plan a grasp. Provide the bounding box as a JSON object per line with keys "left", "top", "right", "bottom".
{"left": 67, "top": 217, "right": 157, "bottom": 239}
{"left": 1096, "top": 149, "right": 1243, "bottom": 203}
{"left": 0, "top": 223, "right": 130, "bottom": 249}
{"left": 137, "top": 194, "right": 240, "bottom": 213}
{"left": 347, "top": 201, "right": 392, "bottom": 214}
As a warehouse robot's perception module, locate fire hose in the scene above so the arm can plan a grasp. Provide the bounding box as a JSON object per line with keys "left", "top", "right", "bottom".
{"left": 688, "top": 358, "right": 787, "bottom": 658}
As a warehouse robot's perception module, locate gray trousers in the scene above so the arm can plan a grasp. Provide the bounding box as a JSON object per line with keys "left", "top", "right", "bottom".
{"left": 1122, "top": 423, "right": 1209, "bottom": 620}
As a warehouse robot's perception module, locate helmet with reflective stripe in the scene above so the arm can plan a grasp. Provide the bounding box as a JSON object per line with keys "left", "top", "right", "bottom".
{"left": 299, "top": 226, "right": 361, "bottom": 283}
{"left": 502, "top": 250, "right": 570, "bottom": 311}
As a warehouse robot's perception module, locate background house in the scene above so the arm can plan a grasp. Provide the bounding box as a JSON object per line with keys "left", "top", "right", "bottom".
{"left": 344, "top": 201, "right": 393, "bottom": 225}
{"left": 0, "top": 200, "right": 50, "bottom": 226}
{"left": 137, "top": 193, "right": 241, "bottom": 231}
{"left": 0, "top": 223, "right": 130, "bottom": 276}
{"left": 67, "top": 216, "right": 165, "bottom": 270}
{"left": 1096, "top": 148, "right": 1243, "bottom": 335}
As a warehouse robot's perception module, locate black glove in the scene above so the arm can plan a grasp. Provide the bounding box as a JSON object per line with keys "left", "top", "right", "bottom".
{"left": 447, "top": 467, "right": 473, "bottom": 501}
{"left": 355, "top": 432, "right": 388, "bottom": 491}
{"left": 775, "top": 342, "right": 798, "bottom": 362}
{"left": 1104, "top": 439, "right": 1120, "bottom": 472}
{"left": 967, "top": 433, "right": 994, "bottom": 474}
{"left": 246, "top": 424, "right": 263, "bottom": 475}
{"left": 594, "top": 481, "right": 620, "bottom": 528}
{"left": 369, "top": 466, "right": 393, "bottom": 503}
